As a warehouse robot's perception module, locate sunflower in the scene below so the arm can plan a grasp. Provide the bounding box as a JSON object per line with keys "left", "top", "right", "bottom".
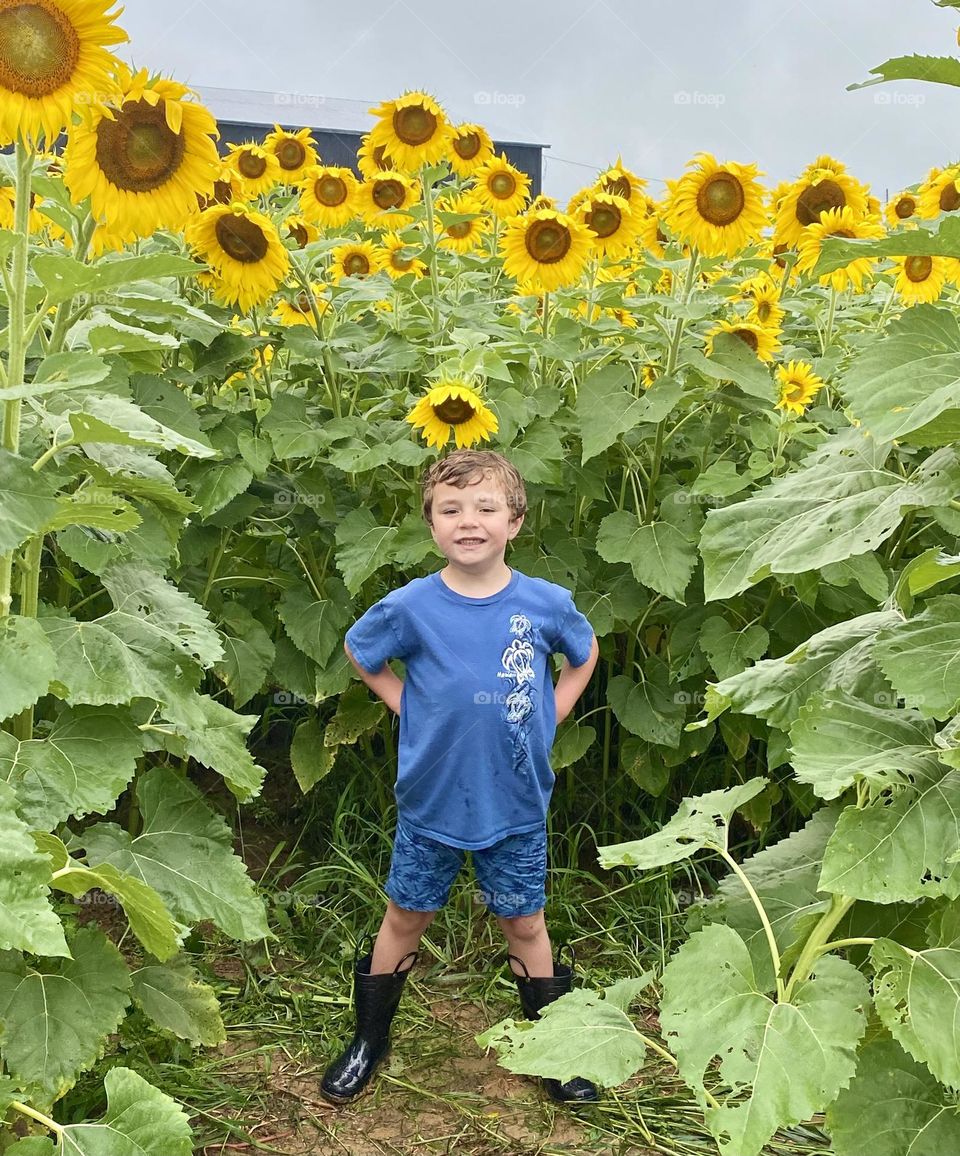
{"left": 263, "top": 124, "right": 317, "bottom": 182}
{"left": 529, "top": 194, "right": 557, "bottom": 212}
{"left": 196, "top": 164, "right": 240, "bottom": 210}
{"left": 436, "top": 193, "right": 489, "bottom": 254}
{"left": 381, "top": 231, "right": 426, "bottom": 278}
{"left": 595, "top": 157, "right": 647, "bottom": 209}
{"left": 368, "top": 90, "right": 451, "bottom": 173}
{"left": 298, "top": 165, "right": 359, "bottom": 228}
{"left": 63, "top": 63, "right": 220, "bottom": 239}
{"left": 801, "top": 154, "right": 848, "bottom": 179}
{"left": 329, "top": 239, "right": 383, "bottom": 282}
{"left": 358, "top": 169, "right": 420, "bottom": 223}
{"left": 775, "top": 166, "right": 870, "bottom": 248}
{"left": 775, "top": 361, "right": 824, "bottom": 415}
{"left": 885, "top": 190, "right": 920, "bottom": 229}
{"left": 665, "top": 152, "right": 768, "bottom": 258}
{"left": 471, "top": 154, "right": 530, "bottom": 219}
{"left": 448, "top": 122, "right": 493, "bottom": 177}
{"left": 499, "top": 208, "right": 593, "bottom": 293}
{"left": 406, "top": 379, "right": 498, "bottom": 449}
{"left": 0, "top": 0, "right": 128, "bottom": 147}
{"left": 275, "top": 282, "right": 330, "bottom": 327}
{"left": 224, "top": 141, "right": 280, "bottom": 197}
{"left": 892, "top": 255, "right": 949, "bottom": 305}
{"left": 641, "top": 364, "right": 659, "bottom": 388}
{"left": 795, "top": 205, "right": 885, "bottom": 292}
{"left": 575, "top": 191, "right": 641, "bottom": 259}
{"left": 635, "top": 195, "right": 667, "bottom": 257}
{"left": 0, "top": 184, "right": 48, "bottom": 231}
{"left": 918, "top": 165, "right": 960, "bottom": 219}
{"left": 357, "top": 134, "right": 395, "bottom": 178}
{"left": 283, "top": 214, "right": 319, "bottom": 247}
{"left": 706, "top": 318, "right": 780, "bottom": 363}
{"left": 185, "top": 202, "right": 290, "bottom": 312}
{"left": 743, "top": 279, "right": 785, "bottom": 329}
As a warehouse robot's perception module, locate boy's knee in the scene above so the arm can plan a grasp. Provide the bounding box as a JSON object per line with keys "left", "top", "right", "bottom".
{"left": 496, "top": 909, "right": 545, "bottom": 941}
{"left": 385, "top": 899, "right": 436, "bottom": 933}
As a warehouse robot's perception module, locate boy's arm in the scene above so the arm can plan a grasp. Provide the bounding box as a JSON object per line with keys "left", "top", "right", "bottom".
{"left": 553, "top": 635, "right": 599, "bottom": 725}
{"left": 344, "top": 642, "right": 404, "bottom": 716}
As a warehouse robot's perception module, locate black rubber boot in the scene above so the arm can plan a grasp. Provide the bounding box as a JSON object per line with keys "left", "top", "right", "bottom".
{"left": 320, "top": 934, "right": 417, "bottom": 1105}
{"left": 507, "top": 944, "right": 600, "bottom": 1103}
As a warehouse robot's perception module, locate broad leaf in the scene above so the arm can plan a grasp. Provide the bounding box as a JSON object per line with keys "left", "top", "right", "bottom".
{"left": 277, "top": 581, "right": 349, "bottom": 667}
{"left": 875, "top": 595, "right": 960, "bottom": 718}
{"left": 597, "top": 779, "right": 767, "bottom": 870}
{"left": 872, "top": 937, "right": 960, "bottom": 1088}
{"left": 661, "top": 923, "right": 868, "bottom": 1156}
{"left": 65, "top": 394, "right": 216, "bottom": 458}
{"left": 551, "top": 720, "right": 596, "bottom": 770}
{"left": 214, "top": 602, "right": 275, "bottom": 707}
{"left": 827, "top": 1034, "right": 960, "bottom": 1156}
{"left": 0, "top": 781, "right": 69, "bottom": 958}
{"left": 81, "top": 766, "right": 270, "bottom": 941}
{"left": 161, "top": 692, "right": 266, "bottom": 801}
{"left": 0, "top": 615, "right": 57, "bottom": 722}
{"left": 131, "top": 957, "right": 225, "bottom": 1046}
{"left": 596, "top": 512, "right": 697, "bottom": 602}
{"left": 290, "top": 718, "right": 335, "bottom": 793}
{"left": 576, "top": 364, "right": 650, "bottom": 463}
{"left": 607, "top": 660, "right": 686, "bottom": 746}
{"left": 323, "top": 682, "right": 384, "bottom": 746}
{"left": 698, "top": 616, "right": 769, "bottom": 680}
{"left": 0, "top": 926, "right": 131, "bottom": 1102}
{"left": 0, "top": 450, "right": 60, "bottom": 557}
{"left": 58, "top": 1066, "right": 193, "bottom": 1156}
{"left": 334, "top": 508, "right": 399, "bottom": 594}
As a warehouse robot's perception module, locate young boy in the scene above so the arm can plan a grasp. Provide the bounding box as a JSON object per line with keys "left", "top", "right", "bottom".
{"left": 320, "top": 449, "right": 600, "bottom": 1106}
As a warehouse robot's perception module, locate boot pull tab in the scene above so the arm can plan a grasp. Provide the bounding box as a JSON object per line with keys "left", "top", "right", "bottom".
{"left": 556, "top": 942, "right": 577, "bottom": 971}
{"left": 506, "top": 952, "right": 531, "bottom": 980}
{"left": 392, "top": 950, "right": 418, "bottom": 974}
{"left": 354, "top": 932, "right": 375, "bottom": 965}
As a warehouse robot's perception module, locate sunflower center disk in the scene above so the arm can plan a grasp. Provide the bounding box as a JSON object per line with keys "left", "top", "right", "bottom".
{"left": 447, "top": 221, "right": 471, "bottom": 239}
{"left": 940, "top": 182, "right": 960, "bottom": 212}
{"left": 391, "top": 251, "right": 413, "bottom": 270}
{"left": 905, "top": 255, "right": 933, "bottom": 283}
{"left": 756, "top": 301, "right": 771, "bottom": 322}
{"left": 733, "top": 328, "right": 759, "bottom": 352}
{"left": 524, "top": 220, "right": 572, "bottom": 264}
{"left": 373, "top": 179, "right": 404, "bottom": 209}
{"left": 0, "top": 1, "right": 79, "bottom": 97}
{"left": 214, "top": 214, "right": 269, "bottom": 263}
{"left": 895, "top": 196, "right": 916, "bottom": 220}
{"left": 344, "top": 253, "right": 370, "bottom": 275}
{"left": 288, "top": 222, "right": 308, "bottom": 246}
{"left": 238, "top": 151, "right": 267, "bottom": 179}
{"left": 277, "top": 139, "right": 306, "bottom": 170}
{"left": 455, "top": 132, "right": 480, "bottom": 159}
{"left": 603, "top": 175, "right": 631, "bottom": 200}
{"left": 489, "top": 172, "right": 516, "bottom": 199}
{"left": 433, "top": 396, "right": 476, "bottom": 424}
{"left": 696, "top": 173, "right": 745, "bottom": 226}
{"left": 95, "top": 99, "right": 186, "bottom": 192}
{"left": 316, "top": 175, "right": 347, "bottom": 206}
{"left": 393, "top": 104, "right": 436, "bottom": 146}
{"left": 795, "top": 179, "right": 845, "bottom": 226}
{"left": 586, "top": 205, "right": 621, "bottom": 239}
{"left": 295, "top": 290, "right": 312, "bottom": 312}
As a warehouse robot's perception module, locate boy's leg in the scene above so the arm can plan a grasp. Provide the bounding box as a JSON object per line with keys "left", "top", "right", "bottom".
{"left": 473, "top": 825, "right": 552, "bottom": 974}
{"left": 371, "top": 899, "right": 436, "bottom": 974}
{"left": 495, "top": 908, "right": 554, "bottom": 976}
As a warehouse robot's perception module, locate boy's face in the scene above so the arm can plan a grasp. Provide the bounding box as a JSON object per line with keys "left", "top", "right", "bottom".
{"left": 428, "top": 476, "right": 524, "bottom": 568}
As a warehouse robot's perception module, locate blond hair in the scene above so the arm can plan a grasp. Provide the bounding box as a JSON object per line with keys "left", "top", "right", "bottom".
{"left": 421, "top": 450, "right": 527, "bottom": 527}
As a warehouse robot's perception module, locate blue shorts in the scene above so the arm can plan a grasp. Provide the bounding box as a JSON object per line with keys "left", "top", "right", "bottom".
{"left": 385, "top": 819, "right": 547, "bottom": 918}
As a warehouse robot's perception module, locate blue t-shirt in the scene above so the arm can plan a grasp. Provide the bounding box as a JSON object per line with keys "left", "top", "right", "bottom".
{"left": 344, "top": 568, "right": 595, "bottom": 850}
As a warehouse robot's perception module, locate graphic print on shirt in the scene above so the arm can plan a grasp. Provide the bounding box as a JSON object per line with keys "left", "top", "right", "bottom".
{"left": 496, "top": 613, "right": 536, "bottom": 776}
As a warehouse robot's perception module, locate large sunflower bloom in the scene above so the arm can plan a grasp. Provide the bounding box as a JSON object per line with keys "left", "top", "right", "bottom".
{"left": 706, "top": 318, "right": 780, "bottom": 363}
{"left": 776, "top": 361, "right": 824, "bottom": 415}
{"left": 575, "top": 191, "right": 641, "bottom": 259}
{"left": 367, "top": 90, "right": 451, "bottom": 173}
{"left": 448, "top": 122, "right": 493, "bottom": 178}
{"left": 500, "top": 208, "right": 593, "bottom": 293}
{"left": 381, "top": 232, "right": 426, "bottom": 278}
{"left": 329, "top": 239, "right": 383, "bottom": 282}
{"left": 185, "top": 202, "right": 290, "bottom": 312}
{"left": 63, "top": 63, "right": 220, "bottom": 239}
{"left": 918, "top": 165, "right": 960, "bottom": 219}
{"left": 224, "top": 141, "right": 280, "bottom": 197}
{"left": 0, "top": 0, "right": 128, "bottom": 147}
{"left": 886, "top": 190, "right": 920, "bottom": 229}
{"left": 665, "top": 152, "right": 767, "bottom": 258}
{"left": 298, "top": 165, "right": 359, "bottom": 229}
{"left": 436, "top": 193, "right": 489, "bottom": 254}
{"left": 358, "top": 169, "right": 420, "bottom": 224}
{"left": 471, "top": 154, "right": 530, "bottom": 219}
{"left": 406, "top": 380, "right": 498, "bottom": 449}
{"left": 274, "top": 282, "right": 330, "bottom": 328}
{"left": 263, "top": 124, "right": 317, "bottom": 183}
{"left": 775, "top": 166, "right": 870, "bottom": 248}
{"left": 595, "top": 157, "right": 647, "bottom": 210}
{"left": 795, "top": 205, "right": 885, "bottom": 292}
{"left": 892, "top": 255, "right": 948, "bottom": 306}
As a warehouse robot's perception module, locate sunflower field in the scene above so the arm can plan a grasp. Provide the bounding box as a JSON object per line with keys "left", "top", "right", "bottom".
{"left": 3, "top": 0, "right": 960, "bottom": 1153}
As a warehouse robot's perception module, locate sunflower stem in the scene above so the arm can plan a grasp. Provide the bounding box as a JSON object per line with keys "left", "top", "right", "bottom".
{"left": 540, "top": 290, "right": 550, "bottom": 388}
{"left": 0, "top": 141, "right": 35, "bottom": 621}
{"left": 821, "top": 284, "right": 837, "bottom": 355}
{"left": 420, "top": 166, "right": 442, "bottom": 352}
{"left": 10, "top": 533, "right": 43, "bottom": 740}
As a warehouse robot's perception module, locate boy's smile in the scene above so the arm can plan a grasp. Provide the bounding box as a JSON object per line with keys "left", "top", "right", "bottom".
{"left": 429, "top": 476, "right": 524, "bottom": 582}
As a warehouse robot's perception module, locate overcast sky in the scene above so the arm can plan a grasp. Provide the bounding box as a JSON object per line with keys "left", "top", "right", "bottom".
{"left": 117, "top": 0, "right": 959, "bottom": 206}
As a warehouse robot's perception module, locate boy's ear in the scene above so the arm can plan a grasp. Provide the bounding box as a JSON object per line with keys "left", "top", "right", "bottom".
{"left": 507, "top": 513, "right": 525, "bottom": 539}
